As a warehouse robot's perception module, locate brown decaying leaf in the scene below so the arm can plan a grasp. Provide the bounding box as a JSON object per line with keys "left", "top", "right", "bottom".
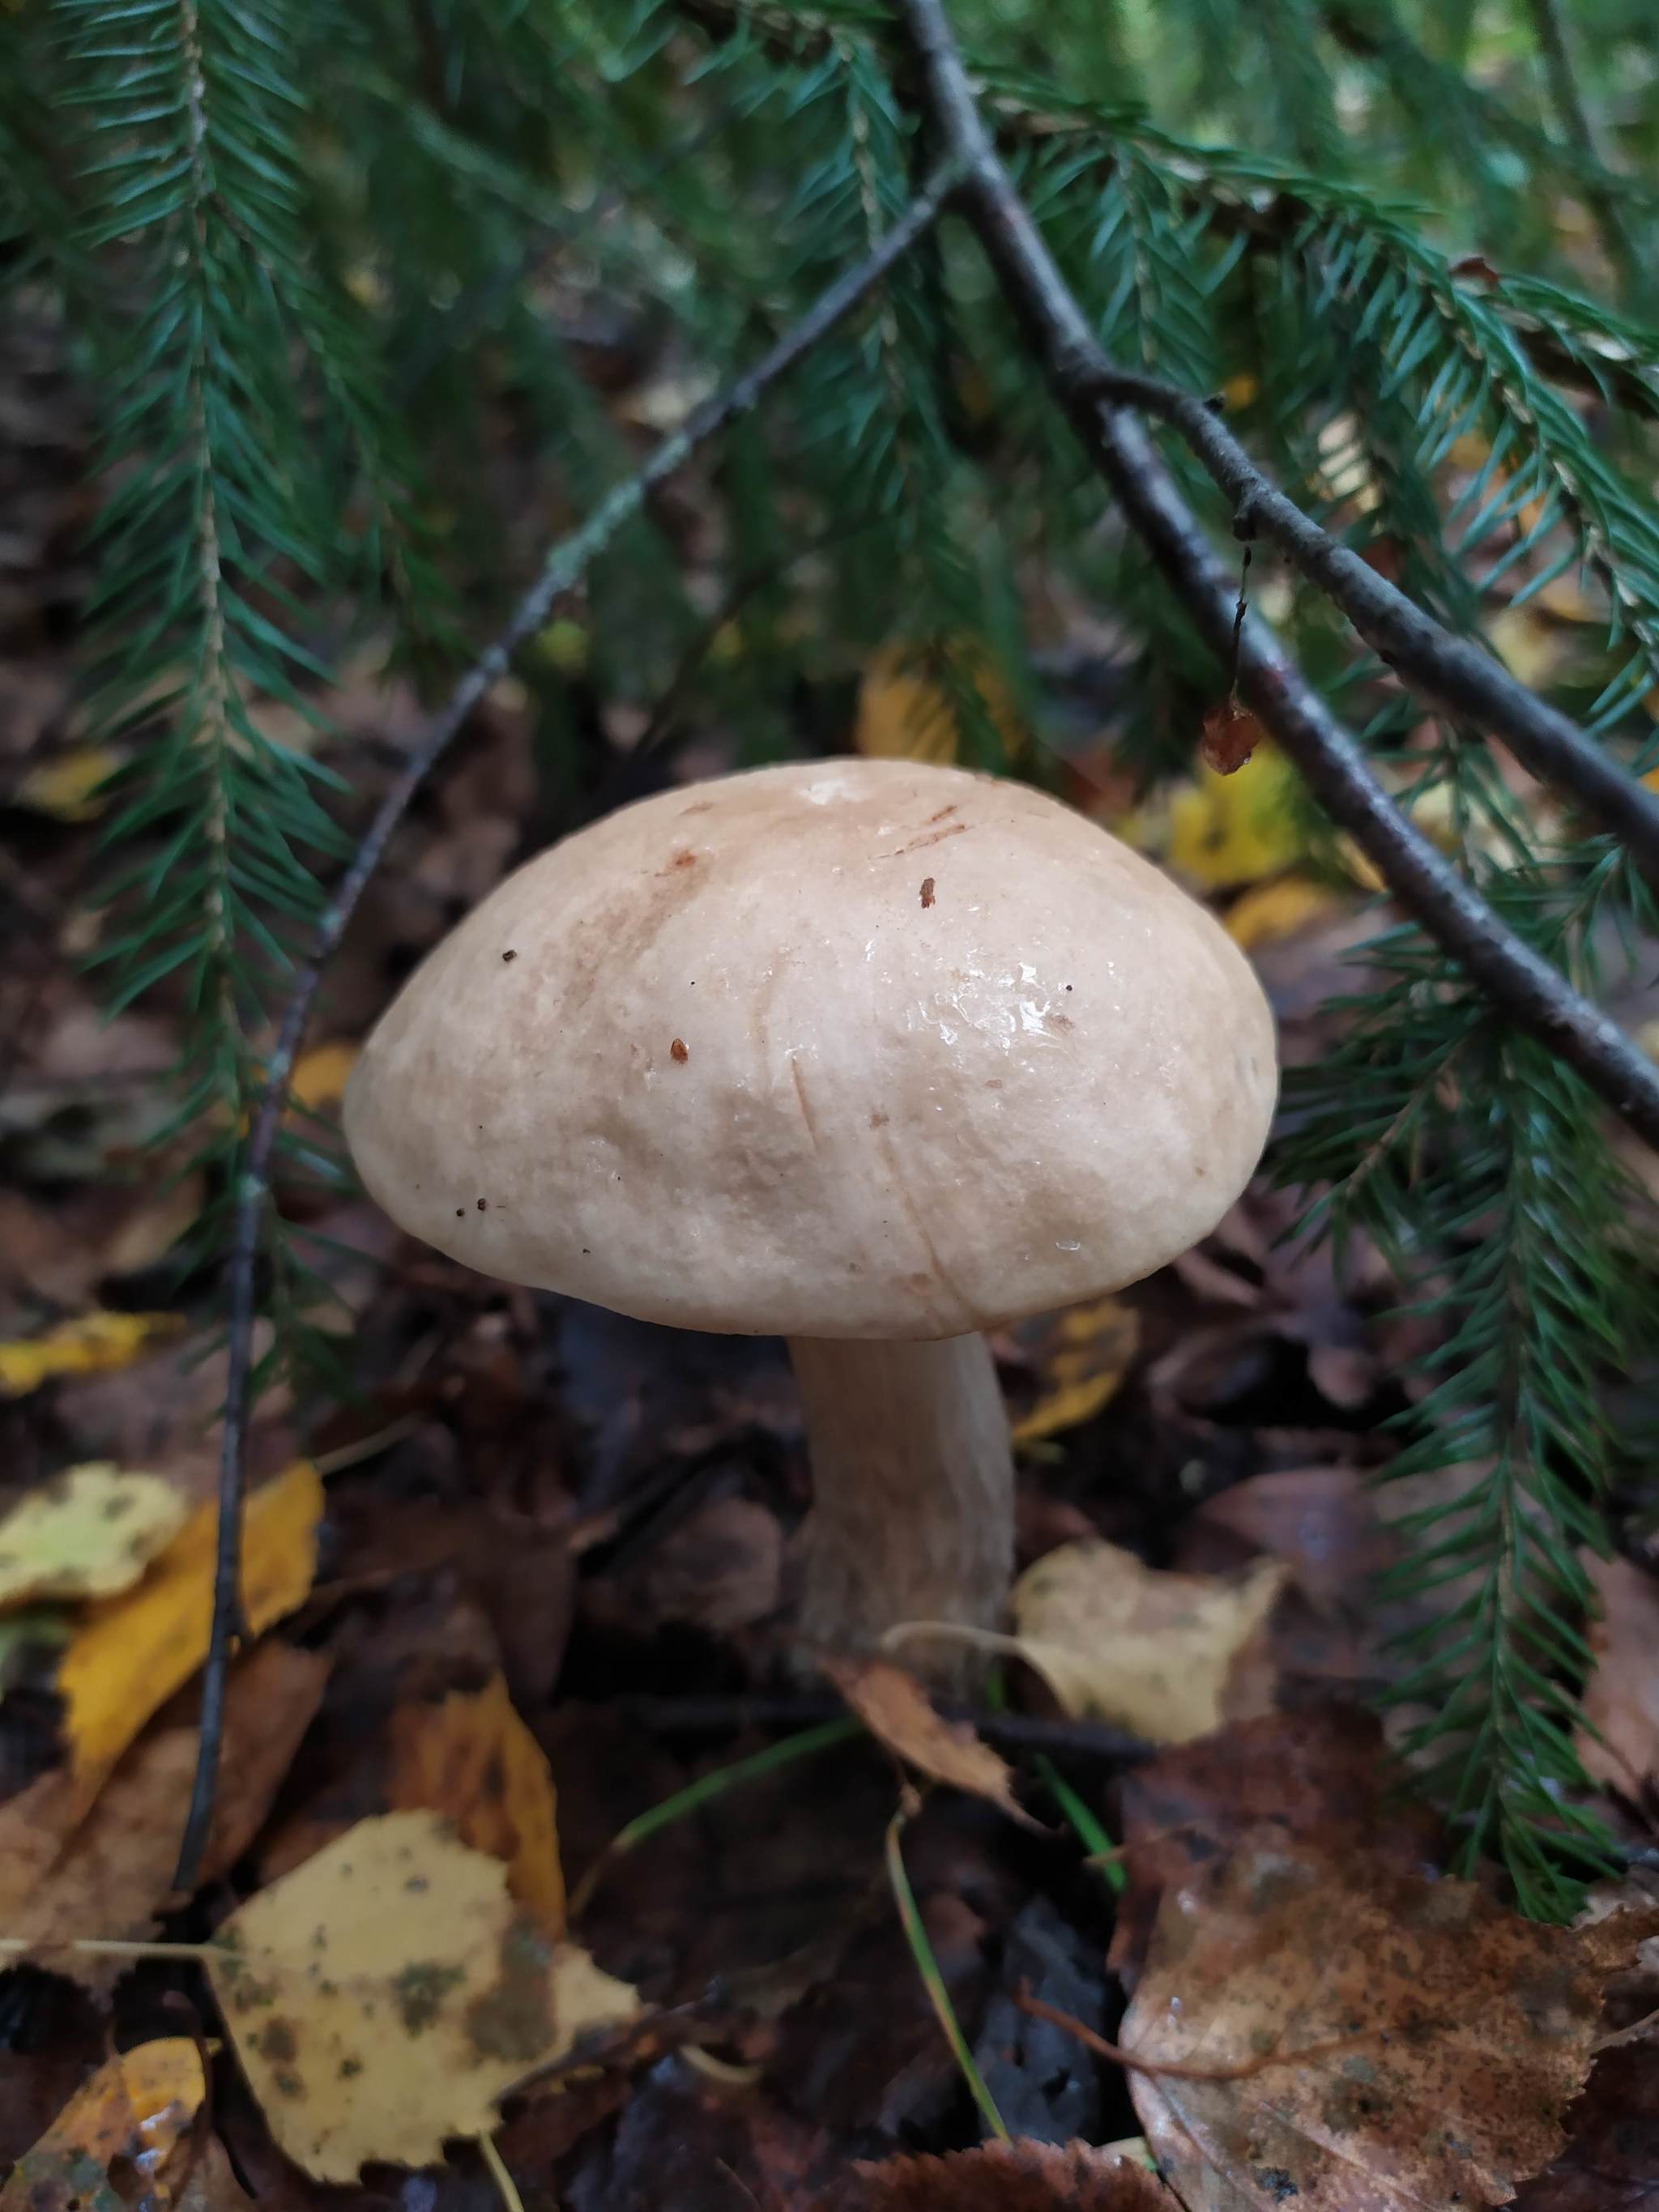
{"left": 1577, "top": 1552, "right": 1659, "bottom": 1796}
{"left": 1007, "top": 1540, "right": 1285, "bottom": 1742}
{"left": 206, "top": 1809, "right": 638, "bottom": 2181}
{"left": 837, "top": 2139, "right": 1181, "bottom": 2211}
{"left": 1201, "top": 703, "right": 1263, "bottom": 776}
{"left": 0, "top": 2040, "right": 205, "bottom": 2212}
{"left": 1108, "top": 1707, "right": 1444, "bottom": 1992}
{"left": 1122, "top": 1838, "right": 1659, "bottom": 2212}
{"left": 0, "top": 1642, "right": 329, "bottom": 1989}
{"left": 1514, "top": 2042, "right": 1659, "bottom": 2212}
{"left": 387, "top": 1669, "right": 567, "bottom": 1933}
{"left": 821, "top": 1655, "right": 1038, "bottom": 1828}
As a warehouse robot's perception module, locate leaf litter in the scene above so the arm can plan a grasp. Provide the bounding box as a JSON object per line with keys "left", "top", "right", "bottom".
{"left": 1120, "top": 1840, "right": 1659, "bottom": 2212}
{"left": 5, "top": 334, "right": 1659, "bottom": 2212}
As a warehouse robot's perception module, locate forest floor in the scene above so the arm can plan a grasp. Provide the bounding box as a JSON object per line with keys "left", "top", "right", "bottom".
{"left": 1, "top": 291, "right": 1658, "bottom": 2212}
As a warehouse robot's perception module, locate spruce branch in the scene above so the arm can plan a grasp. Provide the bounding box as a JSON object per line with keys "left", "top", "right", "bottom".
{"left": 894, "top": 0, "right": 1659, "bottom": 1157}
{"left": 1072, "top": 363, "right": 1659, "bottom": 880}
{"left": 173, "top": 157, "right": 964, "bottom": 1888}
{"left": 1521, "top": 0, "right": 1646, "bottom": 310}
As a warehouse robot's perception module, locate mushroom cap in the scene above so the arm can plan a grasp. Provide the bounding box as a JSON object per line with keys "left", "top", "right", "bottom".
{"left": 344, "top": 758, "right": 1277, "bottom": 1340}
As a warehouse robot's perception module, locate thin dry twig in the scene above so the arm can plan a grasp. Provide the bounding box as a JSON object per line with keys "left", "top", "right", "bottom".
{"left": 173, "top": 160, "right": 965, "bottom": 1888}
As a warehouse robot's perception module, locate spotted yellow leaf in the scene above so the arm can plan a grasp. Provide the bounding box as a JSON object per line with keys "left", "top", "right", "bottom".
{"left": 0, "top": 1464, "right": 191, "bottom": 1609}
{"left": 207, "top": 1812, "right": 638, "bottom": 2180}
{"left": 0, "top": 2039, "right": 205, "bottom": 2212}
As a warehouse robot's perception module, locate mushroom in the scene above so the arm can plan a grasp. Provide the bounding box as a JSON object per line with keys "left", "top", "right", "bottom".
{"left": 343, "top": 758, "right": 1277, "bottom": 1673}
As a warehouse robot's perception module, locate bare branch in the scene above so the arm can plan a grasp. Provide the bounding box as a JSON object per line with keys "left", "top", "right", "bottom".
{"left": 173, "top": 161, "right": 964, "bottom": 1890}
{"left": 897, "top": 0, "right": 1659, "bottom": 1158}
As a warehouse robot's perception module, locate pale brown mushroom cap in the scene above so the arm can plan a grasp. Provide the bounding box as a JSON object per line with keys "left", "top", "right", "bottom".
{"left": 344, "top": 758, "right": 1277, "bottom": 1338}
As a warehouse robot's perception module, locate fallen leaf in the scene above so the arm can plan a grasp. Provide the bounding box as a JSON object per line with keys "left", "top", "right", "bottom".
{"left": 1186, "top": 1467, "right": 1397, "bottom": 1615}
{"left": 823, "top": 1655, "right": 1037, "bottom": 1827}
{"left": 1514, "top": 2043, "right": 1659, "bottom": 2212}
{"left": 206, "top": 1810, "right": 638, "bottom": 2180}
{"left": 173, "top": 2132, "right": 258, "bottom": 2212}
{"left": 1223, "top": 876, "right": 1341, "bottom": 951}
{"left": 855, "top": 640, "right": 1023, "bottom": 765}
{"left": 288, "top": 1042, "right": 358, "bottom": 1114}
{"left": 0, "top": 1606, "right": 72, "bottom": 1692}
{"left": 0, "top": 1642, "right": 330, "bottom": 1985}
{"left": 0, "top": 1311, "right": 186, "bottom": 1397}
{"left": 1108, "top": 1707, "right": 1446, "bottom": 1990}
{"left": 1123, "top": 1841, "right": 1659, "bottom": 2212}
{"left": 99, "top": 1175, "right": 205, "bottom": 1280}
{"left": 1165, "top": 746, "right": 1303, "bottom": 890}
{"left": 1578, "top": 1553, "right": 1659, "bottom": 1796}
{"left": 1010, "top": 1297, "right": 1141, "bottom": 1446}
{"left": 388, "top": 1671, "right": 566, "bottom": 1933}
{"left": 1006, "top": 1540, "right": 1285, "bottom": 1741}
{"left": 0, "top": 1464, "right": 191, "bottom": 1609}
{"left": 837, "top": 2140, "right": 1180, "bottom": 2210}
{"left": 57, "top": 1459, "right": 322, "bottom": 1792}
{"left": 0, "top": 2040, "right": 205, "bottom": 2212}
{"left": 13, "top": 744, "right": 122, "bottom": 823}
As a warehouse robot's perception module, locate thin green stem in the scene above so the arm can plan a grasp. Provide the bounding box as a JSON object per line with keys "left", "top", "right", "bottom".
{"left": 885, "top": 1798, "right": 1009, "bottom": 2142}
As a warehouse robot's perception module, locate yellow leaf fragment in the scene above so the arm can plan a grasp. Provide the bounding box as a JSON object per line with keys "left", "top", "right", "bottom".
{"left": 0, "top": 2040, "right": 205, "bottom": 2212}
{"left": 389, "top": 1672, "right": 566, "bottom": 1933}
{"left": 207, "top": 1811, "right": 638, "bottom": 2181}
{"left": 824, "top": 1654, "right": 1037, "bottom": 1826}
{"left": 1012, "top": 1295, "right": 1140, "bottom": 1446}
{"left": 855, "top": 640, "right": 1023, "bottom": 765}
{"left": 1223, "top": 875, "right": 1340, "bottom": 952}
{"left": 0, "top": 1311, "right": 186, "bottom": 1398}
{"left": 0, "top": 1464, "right": 191, "bottom": 1609}
{"left": 288, "top": 1041, "right": 359, "bottom": 1113}
{"left": 1165, "top": 746, "right": 1304, "bottom": 890}
{"left": 14, "top": 745, "right": 123, "bottom": 823}
{"left": 58, "top": 1459, "right": 322, "bottom": 1789}
{"left": 1008, "top": 1540, "right": 1286, "bottom": 1742}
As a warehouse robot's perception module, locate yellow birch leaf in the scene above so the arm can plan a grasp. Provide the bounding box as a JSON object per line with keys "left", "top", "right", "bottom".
{"left": 14, "top": 746, "right": 123, "bottom": 824}
{"left": 1006, "top": 1540, "right": 1286, "bottom": 1742}
{"left": 288, "top": 1041, "right": 359, "bottom": 1113}
{"left": 206, "top": 1811, "right": 638, "bottom": 2182}
{"left": 0, "top": 1464, "right": 191, "bottom": 1609}
{"left": 0, "top": 2040, "right": 205, "bottom": 2212}
{"left": 0, "top": 1311, "right": 186, "bottom": 1398}
{"left": 388, "top": 1672, "right": 566, "bottom": 1934}
{"left": 1011, "top": 1295, "right": 1141, "bottom": 1446}
{"left": 855, "top": 640, "right": 1023, "bottom": 765}
{"left": 58, "top": 1459, "right": 322, "bottom": 1789}
{"left": 1224, "top": 875, "right": 1341, "bottom": 951}
{"left": 1165, "top": 746, "right": 1303, "bottom": 890}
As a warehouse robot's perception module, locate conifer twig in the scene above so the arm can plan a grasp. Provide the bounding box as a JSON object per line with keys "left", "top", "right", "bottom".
{"left": 1067, "top": 361, "right": 1659, "bottom": 881}
{"left": 1522, "top": 0, "right": 1644, "bottom": 309}
{"left": 898, "top": 0, "right": 1659, "bottom": 1157}
{"left": 173, "top": 159, "right": 965, "bottom": 1891}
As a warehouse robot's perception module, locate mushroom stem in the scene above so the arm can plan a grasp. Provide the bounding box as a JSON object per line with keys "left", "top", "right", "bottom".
{"left": 788, "top": 1333, "right": 1015, "bottom": 1680}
